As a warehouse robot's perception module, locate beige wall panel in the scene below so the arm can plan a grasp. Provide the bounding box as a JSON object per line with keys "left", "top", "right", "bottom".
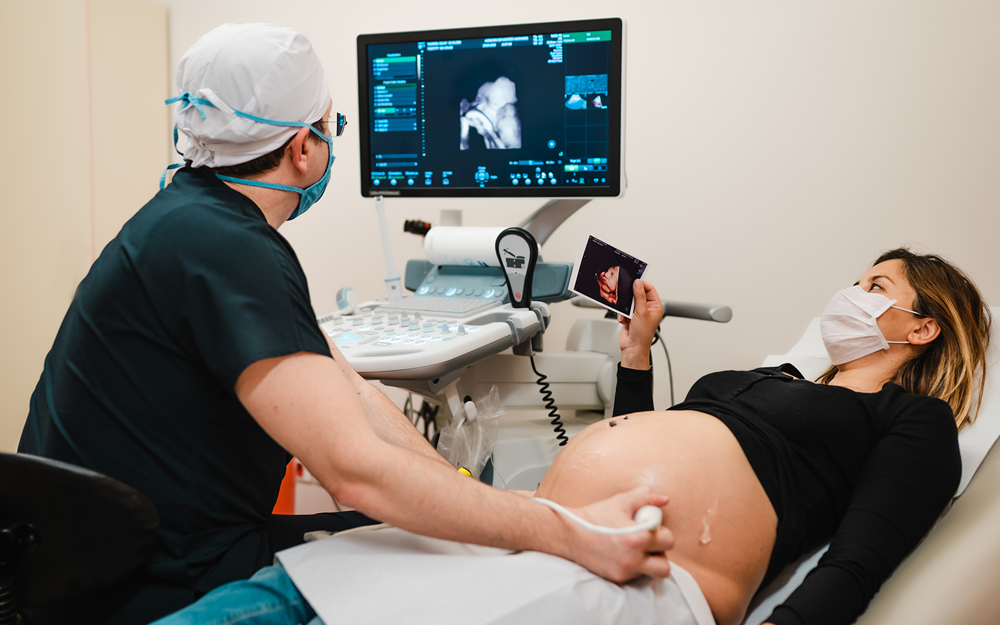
{"left": 0, "top": 0, "right": 169, "bottom": 452}
{"left": 89, "top": 0, "right": 170, "bottom": 253}
{"left": 0, "top": 1, "right": 93, "bottom": 452}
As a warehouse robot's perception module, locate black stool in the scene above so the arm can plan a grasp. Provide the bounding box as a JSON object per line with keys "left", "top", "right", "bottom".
{"left": 0, "top": 453, "right": 158, "bottom": 625}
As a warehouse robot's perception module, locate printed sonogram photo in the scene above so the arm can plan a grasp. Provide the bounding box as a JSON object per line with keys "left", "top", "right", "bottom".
{"left": 459, "top": 76, "right": 522, "bottom": 150}
{"left": 570, "top": 235, "right": 648, "bottom": 318}
{"left": 595, "top": 266, "right": 620, "bottom": 304}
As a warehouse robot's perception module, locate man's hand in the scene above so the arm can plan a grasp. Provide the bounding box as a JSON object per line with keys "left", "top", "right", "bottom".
{"left": 561, "top": 486, "right": 674, "bottom": 582}
{"left": 238, "top": 350, "right": 674, "bottom": 583}
{"left": 618, "top": 280, "right": 664, "bottom": 370}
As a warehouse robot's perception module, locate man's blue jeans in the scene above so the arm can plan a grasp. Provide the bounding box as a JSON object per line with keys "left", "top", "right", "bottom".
{"left": 150, "top": 564, "right": 322, "bottom": 625}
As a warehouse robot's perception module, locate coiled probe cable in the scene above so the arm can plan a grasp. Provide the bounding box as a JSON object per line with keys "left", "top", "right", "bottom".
{"left": 532, "top": 498, "right": 663, "bottom": 535}
{"left": 530, "top": 356, "right": 569, "bottom": 446}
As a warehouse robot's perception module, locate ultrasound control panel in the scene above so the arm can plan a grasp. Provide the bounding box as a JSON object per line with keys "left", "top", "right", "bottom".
{"left": 320, "top": 304, "right": 543, "bottom": 380}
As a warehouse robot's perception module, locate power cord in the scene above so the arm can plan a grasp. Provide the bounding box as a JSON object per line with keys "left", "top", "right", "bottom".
{"left": 652, "top": 328, "right": 675, "bottom": 406}
{"left": 529, "top": 356, "right": 568, "bottom": 446}
{"left": 608, "top": 311, "right": 676, "bottom": 406}
{"left": 405, "top": 393, "right": 439, "bottom": 442}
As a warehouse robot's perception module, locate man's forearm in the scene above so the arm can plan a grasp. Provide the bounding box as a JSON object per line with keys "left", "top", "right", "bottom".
{"left": 336, "top": 439, "right": 572, "bottom": 557}
{"left": 322, "top": 327, "right": 449, "bottom": 467}
{"left": 353, "top": 378, "right": 451, "bottom": 468}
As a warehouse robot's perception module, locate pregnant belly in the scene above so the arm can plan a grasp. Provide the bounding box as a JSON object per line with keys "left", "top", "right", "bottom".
{"left": 535, "top": 410, "right": 777, "bottom": 625}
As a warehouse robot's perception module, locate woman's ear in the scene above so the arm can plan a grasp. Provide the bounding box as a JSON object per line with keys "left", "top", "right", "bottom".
{"left": 909, "top": 317, "right": 941, "bottom": 346}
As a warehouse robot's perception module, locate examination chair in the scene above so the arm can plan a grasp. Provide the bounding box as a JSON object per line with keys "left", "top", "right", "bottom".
{"left": 745, "top": 308, "right": 1000, "bottom": 625}
{"left": 0, "top": 453, "right": 159, "bottom": 625}
{"left": 276, "top": 309, "right": 1000, "bottom": 625}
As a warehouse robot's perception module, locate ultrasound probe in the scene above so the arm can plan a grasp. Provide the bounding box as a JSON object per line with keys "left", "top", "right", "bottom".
{"left": 495, "top": 227, "right": 538, "bottom": 308}
{"left": 532, "top": 498, "right": 663, "bottom": 535}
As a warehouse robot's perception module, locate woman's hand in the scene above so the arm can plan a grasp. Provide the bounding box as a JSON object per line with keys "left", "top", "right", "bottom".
{"left": 618, "top": 279, "right": 664, "bottom": 370}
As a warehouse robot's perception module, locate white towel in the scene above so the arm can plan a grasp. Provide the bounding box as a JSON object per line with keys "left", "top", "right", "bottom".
{"left": 278, "top": 526, "right": 716, "bottom": 625}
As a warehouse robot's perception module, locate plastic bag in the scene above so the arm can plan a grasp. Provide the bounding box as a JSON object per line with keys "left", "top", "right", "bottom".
{"left": 436, "top": 385, "right": 504, "bottom": 479}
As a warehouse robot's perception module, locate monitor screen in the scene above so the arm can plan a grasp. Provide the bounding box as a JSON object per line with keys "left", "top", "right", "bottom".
{"left": 356, "top": 18, "right": 625, "bottom": 198}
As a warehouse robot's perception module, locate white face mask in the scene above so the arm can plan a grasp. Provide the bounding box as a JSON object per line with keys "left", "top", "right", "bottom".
{"left": 820, "top": 285, "right": 920, "bottom": 365}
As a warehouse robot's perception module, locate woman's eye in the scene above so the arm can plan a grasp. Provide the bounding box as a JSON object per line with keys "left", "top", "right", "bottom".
{"left": 870, "top": 283, "right": 883, "bottom": 291}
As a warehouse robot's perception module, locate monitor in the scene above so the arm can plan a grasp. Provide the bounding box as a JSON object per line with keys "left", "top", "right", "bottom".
{"left": 357, "top": 18, "right": 625, "bottom": 198}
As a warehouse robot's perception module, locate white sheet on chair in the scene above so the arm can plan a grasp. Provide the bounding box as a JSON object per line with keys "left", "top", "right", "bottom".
{"left": 277, "top": 526, "right": 717, "bottom": 625}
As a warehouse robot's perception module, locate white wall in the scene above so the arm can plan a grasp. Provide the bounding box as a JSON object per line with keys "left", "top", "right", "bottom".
{"left": 166, "top": 0, "right": 1000, "bottom": 410}
{"left": 4, "top": 1, "right": 994, "bottom": 449}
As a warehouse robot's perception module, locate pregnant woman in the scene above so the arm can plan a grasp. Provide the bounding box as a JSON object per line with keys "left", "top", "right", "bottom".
{"left": 539, "top": 248, "right": 991, "bottom": 625}
{"left": 155, "top": 248, "right": 990, "bottom": 625}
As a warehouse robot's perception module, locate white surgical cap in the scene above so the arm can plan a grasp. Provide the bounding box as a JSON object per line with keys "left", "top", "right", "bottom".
{"left": 172, "top": 23, "right": 331, "bottom": 168}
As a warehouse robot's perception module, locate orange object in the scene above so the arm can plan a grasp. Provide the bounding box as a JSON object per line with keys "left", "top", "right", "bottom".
{"left": 272, "top": 459, "right": 296, "bottom": 514}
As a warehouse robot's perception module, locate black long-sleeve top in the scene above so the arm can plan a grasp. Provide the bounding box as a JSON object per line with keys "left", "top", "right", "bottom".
{"left": 613, "top": 364, "right": 960, "bottom": 625}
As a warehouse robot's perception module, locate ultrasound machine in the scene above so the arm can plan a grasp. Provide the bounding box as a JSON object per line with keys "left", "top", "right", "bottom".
{"left": 322, "top": 18, "right": 729, "bottom": 491}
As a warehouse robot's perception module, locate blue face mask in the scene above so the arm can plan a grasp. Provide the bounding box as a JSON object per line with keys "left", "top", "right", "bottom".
{"left": 216, "top": 126, "right": 334, "bottom": 221}
{"left": 164, "top": 93, "right": 341, "bottom": 220}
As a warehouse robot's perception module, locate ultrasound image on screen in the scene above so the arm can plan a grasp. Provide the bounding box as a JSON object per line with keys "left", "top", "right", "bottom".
{"left": 359, "top": 20, "right": 622, "bottom": 196}
{"left": 460, "top": 77, "right": 522, "bottom": 150}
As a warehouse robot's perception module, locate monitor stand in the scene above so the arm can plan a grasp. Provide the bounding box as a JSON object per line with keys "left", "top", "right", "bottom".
{"left": 517, "top": 199, "right": 591, "bottom": 247}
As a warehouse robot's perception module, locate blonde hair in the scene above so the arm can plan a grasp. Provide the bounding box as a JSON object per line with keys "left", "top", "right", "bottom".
{"left": 818, "top": 249, "right": 992, "bottom": 430}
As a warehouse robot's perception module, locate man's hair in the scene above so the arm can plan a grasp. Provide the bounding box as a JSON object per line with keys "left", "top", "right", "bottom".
{"left": 210, "top": 119, "right": 327, "bottom": 178}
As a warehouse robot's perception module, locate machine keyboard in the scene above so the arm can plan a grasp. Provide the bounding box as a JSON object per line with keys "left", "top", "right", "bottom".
{"left": 377, "top": 295, "right": 500, "bottom": 315}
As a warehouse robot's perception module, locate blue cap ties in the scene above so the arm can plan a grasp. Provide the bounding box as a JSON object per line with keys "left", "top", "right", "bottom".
{"left": 165, "top": 92, "right": 216, "bottom": 120}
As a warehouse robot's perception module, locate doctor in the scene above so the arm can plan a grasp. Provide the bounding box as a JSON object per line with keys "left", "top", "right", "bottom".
{"left": 18, "top": 23, "right": 672, "bottom": 624}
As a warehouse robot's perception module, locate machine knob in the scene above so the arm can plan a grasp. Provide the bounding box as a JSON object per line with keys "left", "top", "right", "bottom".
{"left": 352, "top": 317, "right": 364, "bottom": 326}
{"left": 409, "top": 322, "right": 419, "bottom": 330}
{"left": 440, "top": 324, "right": 450, "bottom": 333}
{"left": 457, "top": 325, "right": 467, "bottom": 335}
{"left": 335, "top": 332, "right": 363, "bottom": 345}
{"left": 423, "top": 324, "right": 434, "bottom": 332}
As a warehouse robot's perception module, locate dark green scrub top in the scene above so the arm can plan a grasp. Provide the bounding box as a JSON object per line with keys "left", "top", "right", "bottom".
{"left": 19, "top": 167, "right": 332, "bottom": 593}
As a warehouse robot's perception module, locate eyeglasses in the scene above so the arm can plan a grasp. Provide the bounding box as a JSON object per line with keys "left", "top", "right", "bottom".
{"left": 315, "top": 113, "right": 348, "bottom": 138}
{"left": 326, "top": 113, "right": 347, "bottom": 137}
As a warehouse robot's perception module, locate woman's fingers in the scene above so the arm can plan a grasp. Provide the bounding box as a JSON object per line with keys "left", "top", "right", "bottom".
{"left": 643, "top": 281, "right": 664, "bottom": 320}
{"left": 633, "top": 278, "right": 648, "bottom": 312}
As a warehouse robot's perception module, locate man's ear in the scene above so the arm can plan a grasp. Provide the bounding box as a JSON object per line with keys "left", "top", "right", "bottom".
{"left": 286, "top": 126, "right": 313, "bottom": 174}
{"left": 909, "top": 317, "right": 941, "bottom": 346}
